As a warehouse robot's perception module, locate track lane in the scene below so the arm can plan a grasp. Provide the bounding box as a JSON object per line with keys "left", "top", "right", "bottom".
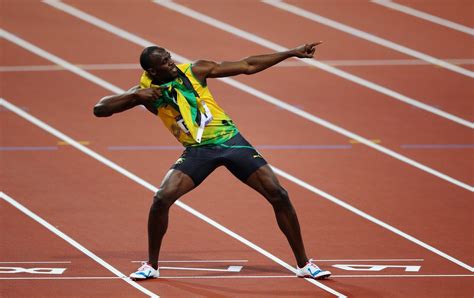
{"left": 281, "top": 0, "right": 474, "bottom": 58}
{"left": 1, "top": 1, "right": 472, "bottom": 296}
{"left": 1, "top": 2, "right": 472, "bottom": 264}
{"left": 375, "top": 0, "right": 474, "bottom": 31}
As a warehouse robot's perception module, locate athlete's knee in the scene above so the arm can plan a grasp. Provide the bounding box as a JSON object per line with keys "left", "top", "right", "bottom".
{"left": 268, "top": 186, "right": 291, "bottom": 209}
{"left": 150, "top": 188, "right": 178, "bottom": 211}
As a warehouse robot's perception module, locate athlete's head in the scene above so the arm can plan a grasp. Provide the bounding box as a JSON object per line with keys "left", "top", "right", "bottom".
{"left": 140, "top": 46, "right": 178, "bottom": 83}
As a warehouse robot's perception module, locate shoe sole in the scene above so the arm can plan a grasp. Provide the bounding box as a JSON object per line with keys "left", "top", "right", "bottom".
{"left": 298, "top": 273, "right": 331, "bottom": 280}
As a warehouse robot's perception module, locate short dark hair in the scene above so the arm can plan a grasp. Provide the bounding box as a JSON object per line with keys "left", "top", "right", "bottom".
{"left": 139, "top": 46, "right": 165, "bottom": 70}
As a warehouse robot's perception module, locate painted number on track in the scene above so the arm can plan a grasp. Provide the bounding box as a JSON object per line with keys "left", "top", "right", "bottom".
{"left": 0, "top": 267, "right": 67, "bottom": 274}
{"left": 332, "top": 264, "right": 421, "bottom": 272}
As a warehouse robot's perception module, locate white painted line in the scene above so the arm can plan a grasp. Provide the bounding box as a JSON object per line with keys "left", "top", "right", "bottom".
{"left": 38, "top": 3, "right": 474, "bottom": 190}
{"left": 0, "top": 192, "right": 159, "bottom": 298}
{"left": 2, "top": 28, "right": 472, "bottom": 274}
{"left": 132, "top": 260, "right": 248, "bottom": 263}
{"left": 262, "top": 0, "right": 474, "bottom": 78}
{"left": 315, "top": 259, "right": 424, "bottom": 262}
{"left": 0, "top": 261, "right": 72, "bottom": 264}
{"left": 332, "top": 274, "right": 474, "bottom": 278}
{"left": 371, "top": 0, "right": 474, "bottom": 36}
{"left": 0, "top": 277, "right": 123, "bottom": 280}
{"left": 160, "top": 274, "right": 474, "bottom": 279}
{"left": 2, "top": 59, "right": 474, "bottom": 72}
{"left": 1, "top": 274, "right": 472, "bottom": 280}
{"left": 159, "top": 266, "right": 243, "bottom": 272}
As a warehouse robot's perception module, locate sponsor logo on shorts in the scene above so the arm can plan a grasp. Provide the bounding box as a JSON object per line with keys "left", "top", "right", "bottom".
{"left": 253, "top": 154, "right": 262, "bottom": 159}
{"left": 175, "top": 157, "right": 186, "bottom": 165}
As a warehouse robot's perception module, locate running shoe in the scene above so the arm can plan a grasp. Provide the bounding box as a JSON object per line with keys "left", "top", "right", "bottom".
{"left": 129, "top": 262, "right": 159, "bottom": 280}
{"left": 296, "top": 259, "right": 331, "bottom": 279}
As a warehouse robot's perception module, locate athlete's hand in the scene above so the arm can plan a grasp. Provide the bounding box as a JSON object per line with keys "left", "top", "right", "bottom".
{"left": 291, "top": 42, "right": 322, "bottom": 59}
{"left": 134, "top": 87, "right": 163, "bottom": 105}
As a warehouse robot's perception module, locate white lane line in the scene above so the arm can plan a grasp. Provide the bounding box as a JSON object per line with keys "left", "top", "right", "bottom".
{"left": 0, "top": 192, "right": 159, "bottom": 298}
{"left": 0, "top": 277, "right": 123, "bottom": 280}
{"left": 47, "top": 0, "right": 472, "bottom": 129}
{"left": 0, "top": 98, "right": 345, "bottom": 298}
{"left": 159, "top": 266, "right": 243, "bottom": 272}
{"left": 2, "top": 20, "right": 472, "bottom": 271}
{"left": 38, "top": 3, "right": 473, "bottom": 191}
{"left": 315, "top": 259, "right": 424, "bottom": 262}
{"left": 132, "top": 260, "right": 248, "bottom": 263}
{"left": 159, "top": 274, "right": 474, "bottom": 279}
{"left": 262, "top": 0, "right": 474, "bottom": 78}
{"left": 1, "top": 274, "right": 472, "bottom": 280}
{"left": 371, "top": 0, "right": 474, "bottom": 36}
{"left": 0, "top": 261, "right": 72, "bottom": 264}
{"left": 2, "top": 59, "right": 474, "bottom": 72}
{"left": 2, "top": 95, "right": 473, "bottom": 277}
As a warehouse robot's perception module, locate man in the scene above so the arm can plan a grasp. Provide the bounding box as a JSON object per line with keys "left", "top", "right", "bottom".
{"left": 93, "top": 42, "right": 331, "bottom": 280}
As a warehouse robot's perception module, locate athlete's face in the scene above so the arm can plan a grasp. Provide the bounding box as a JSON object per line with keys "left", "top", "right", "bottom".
{"left": 148, "top": 50, "right": 178, "bottom": 83}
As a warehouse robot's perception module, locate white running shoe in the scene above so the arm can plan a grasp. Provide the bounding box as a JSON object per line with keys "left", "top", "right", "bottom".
{"left": 129, "top": 262, "right": 159, "bottom": 280}
{"left": 296, "top": 259, "right": 331, "bottom": 280}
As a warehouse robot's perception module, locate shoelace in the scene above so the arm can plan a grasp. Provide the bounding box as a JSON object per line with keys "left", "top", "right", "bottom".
{"left": 137, "top": 262, "right": 151, "bottom": 271}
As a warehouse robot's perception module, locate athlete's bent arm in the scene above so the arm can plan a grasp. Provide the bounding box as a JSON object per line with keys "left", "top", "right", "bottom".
{"left": 93, "top": 85, "right": 160, "bottom": 117}
{"left": 191, "top": 42, "right": 322, "bottom": 82}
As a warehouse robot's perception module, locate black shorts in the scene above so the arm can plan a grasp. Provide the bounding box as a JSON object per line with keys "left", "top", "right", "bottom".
{"left": 171, "top": 133, "right": 268, "bottom": 186}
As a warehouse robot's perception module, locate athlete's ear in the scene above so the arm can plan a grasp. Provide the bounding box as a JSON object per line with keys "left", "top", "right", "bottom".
{"left": 147, "top": 68, "right": 156, "bottom": 76}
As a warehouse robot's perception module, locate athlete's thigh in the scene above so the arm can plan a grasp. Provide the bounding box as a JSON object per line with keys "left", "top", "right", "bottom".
{"left": 223, "top": 134, "right": 268, "bottom": 182}
{"left": 244, "top": 164, "right": 283, "bottom": 199}
{"left": 171, "top": 147, "right": 220, "bottom": 186}
{"left": 158, "top": 168, "right": 196, "bottom": 199}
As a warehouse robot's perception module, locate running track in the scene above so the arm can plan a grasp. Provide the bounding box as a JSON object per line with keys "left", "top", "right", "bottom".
{"left": 1, "top": 0, "right": 473, "bottom": 297}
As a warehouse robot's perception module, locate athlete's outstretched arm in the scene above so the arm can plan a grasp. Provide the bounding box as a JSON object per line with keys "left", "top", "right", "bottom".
{"left": 191, "top": 42, "right": 322, "bottom": 82}
{"left": 93, "top": 85, "right": 160, "bottom": 117}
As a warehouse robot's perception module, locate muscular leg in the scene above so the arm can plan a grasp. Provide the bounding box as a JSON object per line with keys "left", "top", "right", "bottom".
{"left": 245, "top": 165, "right": 308, "bottom": 268}
{"left": 148, "top": 169, "right": 195, "bottom": 269}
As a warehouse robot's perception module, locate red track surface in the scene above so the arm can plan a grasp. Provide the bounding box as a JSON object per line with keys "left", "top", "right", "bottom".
{"left": 1, "top": 1, "right": 473, "bottom": 297}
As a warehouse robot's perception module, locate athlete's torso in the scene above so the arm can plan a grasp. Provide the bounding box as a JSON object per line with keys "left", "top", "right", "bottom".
{"left": 139, "top": 63, "right": 238, "bottom": 147}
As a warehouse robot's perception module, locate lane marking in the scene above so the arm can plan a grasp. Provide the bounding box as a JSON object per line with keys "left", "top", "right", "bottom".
{"left": 1, "top": 274, "right": 472, "bottom": 280}
{"left": 349, "top": 139, "right": 381, "bottom": 144}
{"left": 132, "top": 260, "right": 248, "bottom": 263}
{"left": 0, "top": 98, "right": 346, "bottom": 297}
{"left": 333, "top": 264, "right": 421, "bottom": 272}
{"left": 150, "top": 0, "right": 473, "bottom": 128}
{"left": 0, "top": 267, "right": 67, "bottom": 275}
{"left": 0, "top": 192, "right": 159, "bottom": 298}
{"left": 0, "top": 261, "right": 71, "bottom": 264}
{"left": 58, "top": 140, "right": 90, "bottom": 146}
{"left": 371, "top": 0, "right": 474, "bottom": 35}
{"left": 2, "top": 58, "right": 474, "bottom": 72}
{"left": 36, "top": 3, "right": 474, "bottom": 190}
{"left": 0, "top": 146, "right": 58, "bottom": 151}
{"left": 159, "top": 266, "right": 243, "bottom": 272}
{"left": 109, "top": 144, "right": 352, "bottom": 151}
{"left": 2, "top": 30, "right": 472, "bottom": 273}
{"left": 315, "top": 259, "right": 423, "bottom": 262}
{"left": 401, "top": 144, "right": 474, "bottom": 149}
{"left": 262, "top": 0, "right": 474, "bottom": 78}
